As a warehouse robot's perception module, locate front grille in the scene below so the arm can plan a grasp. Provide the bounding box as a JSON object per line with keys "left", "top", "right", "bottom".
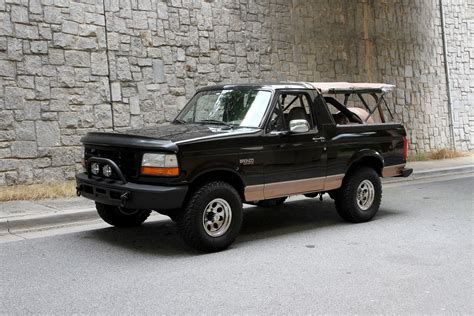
{"left": 84, "top": 147, "right": 140, "bottom": 179}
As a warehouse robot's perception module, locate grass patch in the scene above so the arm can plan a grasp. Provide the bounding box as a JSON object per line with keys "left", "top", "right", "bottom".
{"left": 0, "top": 181, "right": 76, "bottom": 202}
{"left": 428, "top": 149, "right": 468, "bottom": 160}
{"left": 408, "top": 149, "right": 469, "bottom": 161}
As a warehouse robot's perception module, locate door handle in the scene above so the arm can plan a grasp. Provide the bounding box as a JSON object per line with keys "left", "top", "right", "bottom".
{"left": 312, "top": 136, "right": 326, "bottom": 142}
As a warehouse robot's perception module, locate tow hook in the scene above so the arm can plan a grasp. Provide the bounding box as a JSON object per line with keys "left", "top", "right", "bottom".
{"left": 120, "top": 191, "right": 131, "bottom": 208}
{"left": 76, "top": 186, "right": 82, "bottom": 197}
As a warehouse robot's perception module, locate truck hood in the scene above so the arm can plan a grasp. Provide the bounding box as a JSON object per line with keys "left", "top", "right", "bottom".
{"left": 122, "top": 123, "right": 225, "bottom": 142}
{"left": 81, "top": 123, "right": 259, "bottom": 151}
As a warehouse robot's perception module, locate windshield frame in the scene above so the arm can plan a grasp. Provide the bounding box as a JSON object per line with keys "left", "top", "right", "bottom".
{"left": 174, "top": 87, "right": 275, "bottom": 129}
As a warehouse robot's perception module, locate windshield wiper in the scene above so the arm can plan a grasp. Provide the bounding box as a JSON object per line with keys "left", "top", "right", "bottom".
{"left": 173, "top": 118, "right": 187, "bottom": 124}
{"left": 196, "top": 120, "right": 233, "bottom": 128}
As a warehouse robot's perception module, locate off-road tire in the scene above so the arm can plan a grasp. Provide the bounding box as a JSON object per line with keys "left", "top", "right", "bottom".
{"left": 177, "top": 181, "right": 243, "bottom": 252}
{"left": 327, "top": 190, "right": 337, "bottom": 200}
{"left": 96, "top": 203, "right": 151, "bottom": 227}
{"left": 256, "top": 197, "right": 287, "bottom": 207}
{"left": 335, "top": 167, "right": 382, "bottom": 223}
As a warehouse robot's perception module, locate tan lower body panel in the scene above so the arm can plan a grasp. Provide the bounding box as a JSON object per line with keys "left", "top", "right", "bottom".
{"left": 382, "top": 163, "right": 405, "bottom": 177}
{"left": 244, "top": 184, "right": 265, "bottom": 202}
{"left": 244, "top": 174, "right": 344, "bottom": 201}
{"left": 324, "top": 174, "right": 345, "bottom": 191}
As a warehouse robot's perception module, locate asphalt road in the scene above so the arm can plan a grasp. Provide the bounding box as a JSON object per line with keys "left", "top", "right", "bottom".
{"left": 1, "top": 175, "right": 473, "bottom": 314}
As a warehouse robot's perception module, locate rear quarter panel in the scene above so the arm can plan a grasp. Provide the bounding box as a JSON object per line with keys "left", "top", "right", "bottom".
{"left": 326, "top": 123, "right": 406, "bottom": 176}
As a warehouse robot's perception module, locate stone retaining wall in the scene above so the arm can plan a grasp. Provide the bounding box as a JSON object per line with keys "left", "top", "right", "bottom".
{"left": 442, "top": 0, "right": 473, "bottom": 151}
{"left": 0, "top": 0, "right": 472, "bottom": 185}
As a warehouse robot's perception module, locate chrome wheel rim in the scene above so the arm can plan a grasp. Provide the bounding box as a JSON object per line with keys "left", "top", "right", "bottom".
{"left": 356, "top": 180, "right": 375, "bottom": 211}
{"left": 202, "top": 198, "right": 232, "bottom": 237}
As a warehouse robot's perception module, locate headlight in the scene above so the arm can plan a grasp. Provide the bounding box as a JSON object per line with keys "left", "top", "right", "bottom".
{"left": 141, "top": 153, "right": 179, "bottom": 177}
{"left": 142, "top": 153, "right": 178, "bottom": 168}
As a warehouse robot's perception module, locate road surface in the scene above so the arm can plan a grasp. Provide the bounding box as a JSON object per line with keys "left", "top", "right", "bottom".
{"left": 1, "top": 175, "right": 473, "bottom": 314}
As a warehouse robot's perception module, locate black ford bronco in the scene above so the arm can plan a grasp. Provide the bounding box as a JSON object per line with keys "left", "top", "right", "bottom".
{"left": 76, "top": 82, "right": 412, "bottom": 252}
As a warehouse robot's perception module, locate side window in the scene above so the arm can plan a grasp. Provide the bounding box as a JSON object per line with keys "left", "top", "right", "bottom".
{"left": 279, "top": 93, "right": 315, "bottom": 130}
{"left": 268, "top": 92, "right": 318, "bottom": 133}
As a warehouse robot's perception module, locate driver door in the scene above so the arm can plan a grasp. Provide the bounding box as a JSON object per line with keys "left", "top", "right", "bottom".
{"left": 263, "top": 90, "right": 327, "bottom": 199}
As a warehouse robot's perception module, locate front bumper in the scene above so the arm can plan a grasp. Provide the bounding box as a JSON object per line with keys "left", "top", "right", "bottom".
{"left": 75, "top": 173, "right": 188, "bottom": 210}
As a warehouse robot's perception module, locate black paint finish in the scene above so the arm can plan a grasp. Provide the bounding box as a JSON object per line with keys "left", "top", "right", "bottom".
{"left": 77, "top": 83, "right": 407, "bottom": 210}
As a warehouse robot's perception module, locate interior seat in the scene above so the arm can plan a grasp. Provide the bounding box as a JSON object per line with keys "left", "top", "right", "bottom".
{"left": 286, "top": 107, "right": 311, "bottom": 129}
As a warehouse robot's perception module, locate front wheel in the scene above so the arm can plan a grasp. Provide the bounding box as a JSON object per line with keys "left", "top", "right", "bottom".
{"left": 177, "top": 181, "right": 243, "bottom": 252}
{"left": 96, "top": 203, "right": 151, "bottom": 227}
{"left": 335, "top": 167, "right": 382, "bottom": 223}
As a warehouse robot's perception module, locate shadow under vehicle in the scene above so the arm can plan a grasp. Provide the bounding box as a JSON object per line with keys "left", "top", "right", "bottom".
{"left": 76, "top": 82, "right": 412, "bottom": 252}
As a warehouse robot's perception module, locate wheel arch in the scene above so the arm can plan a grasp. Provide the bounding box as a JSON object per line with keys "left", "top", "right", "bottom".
{"left": 346, "top": 149, "right": 384, "bottom": 177}
{"left": 188, "top": 168, "right": 246, "bottom": 201}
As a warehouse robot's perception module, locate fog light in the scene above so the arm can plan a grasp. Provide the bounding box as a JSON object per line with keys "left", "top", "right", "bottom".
{"left": 91, "top": 162, "right": 100, "bottom": 175}
{"left": 102, "top": 164, "right": 112, "bottom": 177}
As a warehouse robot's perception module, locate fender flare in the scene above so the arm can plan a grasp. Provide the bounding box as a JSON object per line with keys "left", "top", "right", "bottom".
{"left": 188, "top": 162, "right": 246, "bottom": 187}
{"left": 346, "top": 149, "right": 384, "bottom": 175}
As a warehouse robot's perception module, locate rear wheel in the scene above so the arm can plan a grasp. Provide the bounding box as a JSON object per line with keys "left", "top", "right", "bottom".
{"left": 96, "top": 203, "right": 151, "bottom": 227}
{"left": 177, "top": 181, "right": 243, "bottom": 252}
{"left": 335, "top": 167, "right": 382, "bottom": 223}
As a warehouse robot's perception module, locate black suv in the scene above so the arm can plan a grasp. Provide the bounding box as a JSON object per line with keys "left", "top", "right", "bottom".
{"left": 76, "top": 82, "right": 412, "bottom": 252}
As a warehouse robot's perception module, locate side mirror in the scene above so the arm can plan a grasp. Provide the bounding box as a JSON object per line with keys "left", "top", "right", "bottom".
{"left": 289, "top": 119, "right": 310, "bottom": 133}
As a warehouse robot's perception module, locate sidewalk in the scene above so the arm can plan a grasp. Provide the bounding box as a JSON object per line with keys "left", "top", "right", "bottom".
{"left": 386, "top": 155, "right": 473, "bottom": 181}
{"left": 1, "top": 156, "right": 473, "bottom": 236}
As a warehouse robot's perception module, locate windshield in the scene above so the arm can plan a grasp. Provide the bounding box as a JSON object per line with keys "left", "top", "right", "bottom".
{"left": 175, "top": 89, "right": 272, "bottom": 128}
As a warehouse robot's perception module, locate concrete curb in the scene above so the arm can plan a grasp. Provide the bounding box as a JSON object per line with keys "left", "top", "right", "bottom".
{"left": 1, "top": 165, "right": 472, "bottom": 236}
{"left": 0, "top": 208, "right": 98, "bottom": 235}
{"left": 384, "top": 165, "right": 474, "bottom": 183}
{"left": 413, "top": 165, "right": 474, "bottom": 177}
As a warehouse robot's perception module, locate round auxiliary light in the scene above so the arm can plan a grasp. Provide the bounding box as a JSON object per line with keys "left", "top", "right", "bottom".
{"left": 90, "top": 162, "right": 100, "bottom": 175}
{"left": 102, "top": 164, "right": 112, "bottom": 177}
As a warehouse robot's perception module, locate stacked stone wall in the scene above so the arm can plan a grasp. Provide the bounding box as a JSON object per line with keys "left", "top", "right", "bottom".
{"left": 0, "top": 0, "right": 472, "bottom": 186}
{"left": 0, "top": 0, "right": 111, "bottom": 185}
{"left": 369, "top": 0, "right": 452, "bottom": 152}
{"left": 442, "top": 0, "right": 473, "bottom": 151}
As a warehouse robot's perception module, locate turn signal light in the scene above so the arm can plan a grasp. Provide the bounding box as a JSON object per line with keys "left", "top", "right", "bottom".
{"left": 140, "top": 167, "right": 180, "bottom": 177}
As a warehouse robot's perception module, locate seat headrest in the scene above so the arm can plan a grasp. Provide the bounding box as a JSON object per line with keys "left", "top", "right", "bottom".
{"left": 287, "top": 107, "right": 308, "bottom": 121}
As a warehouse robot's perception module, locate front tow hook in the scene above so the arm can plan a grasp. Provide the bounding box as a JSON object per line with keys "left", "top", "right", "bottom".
{"left": 120, "top": 191, "right": 131, "bottom": 208}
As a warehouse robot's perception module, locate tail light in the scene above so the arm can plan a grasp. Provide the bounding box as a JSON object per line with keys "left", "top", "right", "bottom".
{"left": 403, "top": 136, "right": 408, "bottom": 161}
